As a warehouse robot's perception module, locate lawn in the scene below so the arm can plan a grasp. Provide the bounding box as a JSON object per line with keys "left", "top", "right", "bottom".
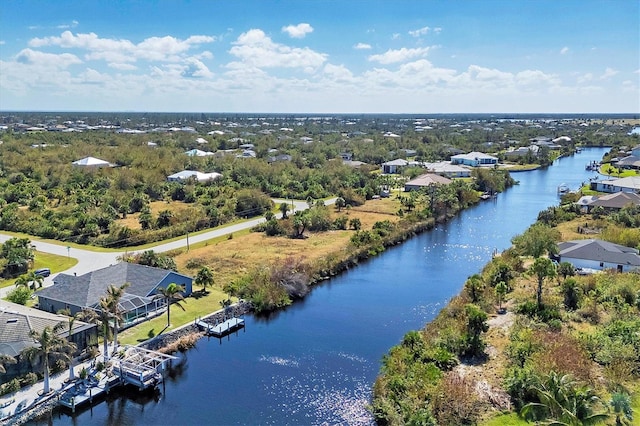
{"left": 117, "top": 286, "right": 231, "bottom": 346}
{"left": 0, "top": 251, "right": 77, "bottom": 289}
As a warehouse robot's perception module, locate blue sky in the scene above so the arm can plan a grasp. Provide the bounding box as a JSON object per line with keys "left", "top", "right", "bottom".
{"left": 1, "top": 0, "right": 638, "bottom": 113}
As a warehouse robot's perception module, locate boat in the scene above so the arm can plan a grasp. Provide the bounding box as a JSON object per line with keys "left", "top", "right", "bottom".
{"left": 557, "top": 183, "right": 569, "bottom": 194}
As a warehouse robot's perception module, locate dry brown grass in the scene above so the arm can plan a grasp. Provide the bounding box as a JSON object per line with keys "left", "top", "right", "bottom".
{"left": 174, "top": 202, "right": 403, "bottom": 287}
{"left": 116, "top": 200, "right": 203, "bottom": 230}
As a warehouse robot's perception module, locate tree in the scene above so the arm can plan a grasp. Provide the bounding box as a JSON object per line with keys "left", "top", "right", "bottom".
{"left": 292, "top": 213, "right": 311, "bottom": 238}
{"left": 15, "top": 270, "right": 44, "bottom": 290}
{"left": 6, "top": 285, "right": 32, "bottom": 305}
{"left": 58, "top": 308, "right": 82, "bottom": 380}
{"left": 557, "top": 261, "right": 575, "bottom": 280}
{"left": 1, "top": 237, "right": 34, "bottom": 277}
{"left": 155, "top": 283, "right": 186, "bottom": 327}
{"left": 465, "top": 274, "right": 485, "bottom": 303}
{"left": 335, "top": 197, "right": 346, "bottom": 212}
{"left": 22, "top": 323, "right": 76, "bottom": 394}
{"left": 103, "top": 283, "right": 130, "bottom": 355}
{"left": 610, "top": 391, "right": 633, "bottom": 426}
{"left": 495, "top": 281, "right": 508, "bottom": 312}
{"left": 349, "top": 217, "right": 362, "bottom": 230}
{"left": 0, "top": 354, "right": 17, "bottom": 374}
{"left": 279, "top": 202, "right": 290, "bottom": 219}
{"left": 529, "top": 257, "right": 557, "bottom": 310}
{"left": 512, "top": 223, "right": 560, "bottom": 258}
{"left": 464, "top": 304, "right": 489, "bottom": 357}
{"left": 561, "top": 278, "right": 582, "bottom": 311}
{"left": 194, "top": 266, "right": 214, "bottom": 292}
{"left": 157, "top": 209, "right": 173, "bottom": 228}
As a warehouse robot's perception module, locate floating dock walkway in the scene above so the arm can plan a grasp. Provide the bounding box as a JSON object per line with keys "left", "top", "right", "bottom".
{"left": 195, "top": 316, "right": 245, "bottom": 337}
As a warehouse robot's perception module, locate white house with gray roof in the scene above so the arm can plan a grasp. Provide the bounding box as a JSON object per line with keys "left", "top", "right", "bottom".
{"left": 450, "top": 152, "right": 498, "bottom": 167}
{"left": 557, "top": 239, "right": 640, "bottom": 273}
{"left": 36, "top": 263, "right": 192, "bottom": 328}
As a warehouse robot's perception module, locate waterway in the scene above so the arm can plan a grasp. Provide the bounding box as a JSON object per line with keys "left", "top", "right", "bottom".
{"left": 30, "top": 147, "right": 610, "bottom": 425}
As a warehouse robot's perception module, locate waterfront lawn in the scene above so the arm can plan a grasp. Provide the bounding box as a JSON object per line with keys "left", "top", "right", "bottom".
{"left": 0, "top": 251, "right": 77, "bottom": 289}
{"left": 117, "top": 286, "right": 230, "bottom": 346}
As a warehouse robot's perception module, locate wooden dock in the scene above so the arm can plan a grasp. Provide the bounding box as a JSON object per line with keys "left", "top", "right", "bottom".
{"left": 195, "top": 317, "right": 245, "bottom": 337}
{"left": 58, "top": 375, "right": 120, "bottom": 412}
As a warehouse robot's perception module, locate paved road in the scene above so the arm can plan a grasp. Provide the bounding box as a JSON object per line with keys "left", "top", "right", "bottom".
{"left": 0, "top": 198, "right": 336, "bottom": 297}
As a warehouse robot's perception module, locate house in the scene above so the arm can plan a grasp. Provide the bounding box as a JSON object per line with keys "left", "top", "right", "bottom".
{"left": 0, "top": 300, "right": 97, "bottom": 382}
{"left": 422, "top": 161, "right": 472, "bottom": 178}
{"left": 167, "top": 170, "right": 222, "bottom": 182}
{"left": 236, "top": 149, "right": 257, "bottom": 158}
{"left": 616, "top": 147, "right": 640, "bottom": 170}
{"left": 71, "top": 156, "right": 112, "bottom": 168}
{"left": 184, "top": 149, "right": 214, "bottom": 157}
{"left": 36, "top": 263, "right": 193, "bottom": 328}
{"left": 195, "top": 137, "right": 209, "bottom": 144}
{"left": 504, "top": 145, "right": 540, "bottom": 160}
{"left": 590, "top": 176, "right": 640, "bottom": 194}
{"left": 382, "top": 159, "right": 409, "bottom": 174}
{"left": 557, "top": 239, "right": 640, "bottom": 273}
{"left": 450, "top": 152, "right": 498, "bottom": 167}
{"left": 267, "top": 154, "right": 293, "bottom": 163}
{"left": 404, "top": 173, "right": 452, "bottom": 192}
{"left": 575, "top": 192, "right": 640, "bottom": 213}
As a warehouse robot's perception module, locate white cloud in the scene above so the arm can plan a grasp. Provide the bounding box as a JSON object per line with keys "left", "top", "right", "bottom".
{"left": 354, "top": 43, "right": 372, "bottom": 50}
{"left": 391, "top": 33, "right": 401, "bottom": 40}
{"left": 57, "top": 20, "right": 79, "bottom": 29}
{"left": 183, "top": 57, "right": 214, "bottom": 78}
{"left": 600, "top": 67, "right": 618, "bottom": 79}
{"left": 28, "top": 31, "right": 215, "bottom": 64}
{"left": 228, "top": 29, "right": 326, "bottom": 70}
{"left": 15, "top": 48, "right": 82, "bottom": 68}
{"left": 368, "top": 47, "right": 431, "bottom": 64}
{"left": 409, "top": 26, "right": 430, "bottom": 37}
{"left": 282, "top": 23, "right": 314, "bottom": 39}
{"left": 322, "top": 63, "right": 354, "bottom": 83}
{"left": 433, "top": 27, "right": 442, "bottom": 34}
{"left": 560, "top": 46, "right": 569, "bottom": 55}
{"left": 577, "top": 73, "right": 593, "bottom": 84}
{"left": 108, "top": 62, "right": 137, "bottom": 71}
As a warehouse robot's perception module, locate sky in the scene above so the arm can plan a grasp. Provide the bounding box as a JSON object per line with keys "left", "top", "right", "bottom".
{"left": 0, "top": 0, "right": 638, "bottom": 114}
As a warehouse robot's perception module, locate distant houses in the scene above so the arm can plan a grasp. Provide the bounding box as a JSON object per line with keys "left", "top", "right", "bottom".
{"left": 72, "top": 156, "right": 113, "bottom": 168}
{"left": 404, "top": 173, "right": 452, "bottom": 192}
{"left": 167, "top": 170, "right": 222, "bottom": 182}
{"left": 450, "top": 152, "right": 498, "bottom": 167}
{"left": 575, "top": 191, "right": 640, "bottom": 213}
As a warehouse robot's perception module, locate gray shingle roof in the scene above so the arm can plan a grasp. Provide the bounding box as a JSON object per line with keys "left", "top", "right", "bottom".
{"left": 38, "top": 262, "right": 189, "bottom": 309}
{"left": 558, "top": 239, "right": 640, "bottom": 266}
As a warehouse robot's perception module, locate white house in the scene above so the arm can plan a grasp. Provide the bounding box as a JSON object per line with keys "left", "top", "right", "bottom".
{"left": 450, "top": 152, "right": 498, "bottom": 167}
{"left": 557, "top": 239, "right": 640, "bottom": 273}
{"left": 590, "top": 176, "right": 640, "bottom": 194}
{"left": 422, "top": 161, "right": 472, "bottom": 178}
{"left": 167, "top": 170, "right": 222, "bottom": 182}
{"left": 184, "top": 149, "right": 215, "bottom": 157}
{"left": 72, "top": 156, "right": 112, "bottom": 168}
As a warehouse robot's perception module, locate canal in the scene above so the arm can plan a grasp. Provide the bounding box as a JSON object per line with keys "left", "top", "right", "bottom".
{"left": 31, "top": 147, "right": 610, "bottom": 425}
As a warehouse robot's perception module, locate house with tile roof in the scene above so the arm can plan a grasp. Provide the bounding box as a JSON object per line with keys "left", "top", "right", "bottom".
{"left": 575, "top": 191, "right": 640, "bottom": 213}
{"left": 557, "top": 239, "right": 640, "bottom": 273}
{"left": 0, "top": 300, "right": 97, "bottom": 383}
{"left": 404, "top": 173, "right": 452, "bottom": 192}
{"left": 36, "top": 263, "right": 192, "bottom": 329}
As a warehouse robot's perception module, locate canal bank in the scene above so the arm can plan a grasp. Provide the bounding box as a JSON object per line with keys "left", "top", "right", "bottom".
{"left": 27, "top": 148, "right": 610, "bottom": 425}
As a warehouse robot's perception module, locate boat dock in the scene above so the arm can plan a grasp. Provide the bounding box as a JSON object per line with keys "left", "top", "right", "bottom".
{"left": 195, "top": 316, "right": 245, "bottom": 337}
{"left": 111, "top": 346, "right": 177, "bottom": 390}
{"left": 58, "top": 375, "right": 120, "bottom": 413}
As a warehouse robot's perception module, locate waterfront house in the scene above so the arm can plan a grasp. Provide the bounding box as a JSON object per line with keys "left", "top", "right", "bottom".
{"left": 382, "top": 159, "right": 409, "bottom": 174}
{"left": 0, "top": 300, "right": 97, "bottom": 383}
{"left": 36, "top": 263, "right": 192, "bottom": 328}
{"left": 557, "top": 239, "right": 640, "bottom": 273}
{"left": 450, "top": 152, "right": 498, "bottom": 167}
{"left": 422, "top": 161, "right": 472, "bottom": 178}
{"left": 589, "top": 176, "right": 640, "bottom": 194}
{"left": 404, "top": 173, "right": 452, "bottom": 192}
{"left": 575, "top": 191, "right": 640, "bottom": 213}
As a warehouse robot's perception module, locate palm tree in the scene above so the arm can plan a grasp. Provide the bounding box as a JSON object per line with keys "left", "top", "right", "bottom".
{"left": 22, "top": 323, "right": 76, "bottom": 394}
{"left": 610, "top": 392, "right": 633, "bottom": 425}
{"left": 279, "top": 202, "right": 290, "bottom": 219}
{"left": 529, "top": 257, "right": 557, "bottom": 310}
{"left": 155, "top": 283, "right": 186, "bottom": 327}
{"left": 58, "top": 308, "right": 83, "bottom": 380}
{"left": 102, "top": 283, "right": 130, "bottom": 356}
{"left": 194, "top": 266, "right": 214, "bottom": 292}
{"left": 495, "top": 281, "right": 508, "bottom": 312}
{"left": 0, "top": 354, "right": 17, "bottom": 374}
{"left": 464, "top": 274, "right": 484, "bottom": 303}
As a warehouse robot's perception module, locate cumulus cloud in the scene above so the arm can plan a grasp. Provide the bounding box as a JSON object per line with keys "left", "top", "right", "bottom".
{"left": 577, "top": 73, "right": 593, "bottom": 84}
{"left": 368, "top": 47, "right": 431, "bottom": 64}
{"left": 409, "top": 26, "right": 430, "bottom": 37}
{"left": 228, "top": 29, "right": 326, "bottom": 70}
{"left": 560, "top": 46, "right": 569, "bottom": 55}
{"left": 15, "top": 48, "right": 82, "bottom": 68}
{"left": 282, "top": 23, "right": 314, "bottom": 39}
{"left": 182, "top": 57, "right": 214, "bottom": 78}
{"left": 600, "top": 67, "right": 618, "bottom": 79}
{"left": 28, "top": 31, "right": 215, "bottom": 63}
{"left": 108, "top": 62, "right": 137, "bottom": 71}
{"left": 354, "top": 42, "right": 371, "bottom": 50}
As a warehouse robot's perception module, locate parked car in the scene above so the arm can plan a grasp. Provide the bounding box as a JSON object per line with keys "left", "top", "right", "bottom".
{"left": 34, "top": 268, "right": 51, "bottom": 277}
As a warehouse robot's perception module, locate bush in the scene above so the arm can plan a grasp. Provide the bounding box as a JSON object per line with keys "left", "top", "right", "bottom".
{"left": 431, "top": 372, "right": 482, "bottom": 425}
{"left": 6, "top": 286, "right": 32, "bottom": 305}
{"left": 22, "top": 372, "right": 38, "bottom": 385}
{"left": 0, "top": 378, "right": 20, "bottom": 396}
